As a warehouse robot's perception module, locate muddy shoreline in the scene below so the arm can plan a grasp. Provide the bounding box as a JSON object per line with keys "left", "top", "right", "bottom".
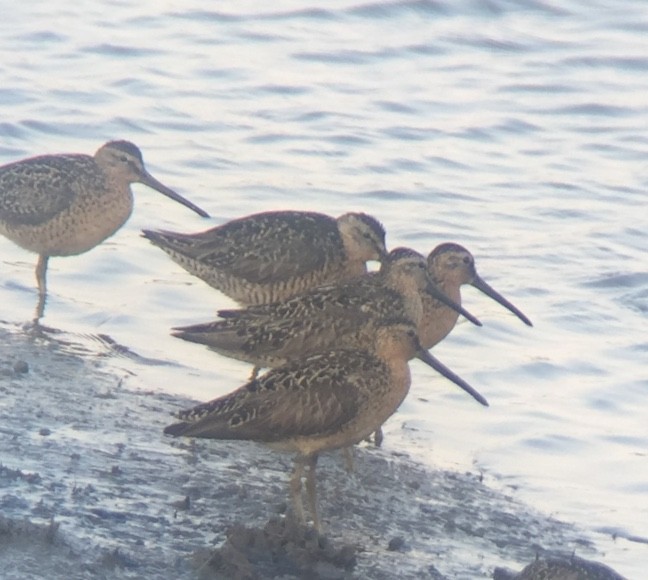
{"left": 0, "top": 323, "right": 624, "bottom": 579}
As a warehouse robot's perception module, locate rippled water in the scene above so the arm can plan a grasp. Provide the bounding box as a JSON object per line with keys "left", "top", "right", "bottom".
{"left": 1, "top": 1, "right": 647, "bottom": 576}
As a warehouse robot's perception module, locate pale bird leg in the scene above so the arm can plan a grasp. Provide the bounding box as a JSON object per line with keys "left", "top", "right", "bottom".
{"left": 304, "top": 455, "right": 320, "bottom": 533}
{"left": 34, "top": 255, "right": 49, "bottom": 321}
{"left": 36, "top": 255, "right": 48, "bottom": 297}
{"left": 342, "top": 447, "right": 355, "bottom": 473}
{"left": 373, "top": 426, "right": 384, "bottom": 448}
{"left": 289, "top": 458, "right": 306, "bottom": 524}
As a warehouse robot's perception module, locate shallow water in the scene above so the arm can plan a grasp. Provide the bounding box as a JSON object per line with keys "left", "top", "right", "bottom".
{"left": 1, "top": 1, "right": 647, "bottom": 576}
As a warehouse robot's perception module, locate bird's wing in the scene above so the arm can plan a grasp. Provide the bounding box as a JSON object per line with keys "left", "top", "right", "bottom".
{"left": 0, "top": 155, "right": 91, "bottom": 226}
{"left": 173, "top": 212, "right": 342, "bottom": 283}
{"left": 167, "top": 351, "right": 375, "bottom": 441}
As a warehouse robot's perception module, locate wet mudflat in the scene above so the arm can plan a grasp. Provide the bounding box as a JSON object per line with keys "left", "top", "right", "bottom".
{"left": 0, "top": 324, "right": 623, "bottom": 579}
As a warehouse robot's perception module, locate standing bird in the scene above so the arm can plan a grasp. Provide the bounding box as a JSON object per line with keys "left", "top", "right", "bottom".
{"left": 171, "top": 247, "right": 481, "bottom": 371}
{"left": 0, "top": 140, "right": 209, "bottom": 319}
{"left": 418, "top": 243, "right": 532, "bottom": 349}
{"left": 493, "top": 554, "right": 626, "bottom": 580}
{"left": 141, "top": 210, "right": 388, "bottom": 305}
{"left": 174, "top": 248, "right": 485, "bottom": 451}
{"left": 164, "top": 319, "right": 488, "bottom": 532}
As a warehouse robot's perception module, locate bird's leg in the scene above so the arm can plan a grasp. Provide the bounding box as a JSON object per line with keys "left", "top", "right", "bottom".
{"left": 304, "top": 454, "right": 320, "bottom": 533}
{"left": 363, "top": 426, "right": 383, "bottom": 447}
{"left": 289, "top": 457, "right": 306, "bottom": 524}
{"left": 34, "top": 255, "right": 49, "bottom": 321}
{"left": 35, "top": 255, "right": 48, "bottom": 297}
{"left": 34, "top": 294, "right": 47, "bottom": 324}
{"left": 373, "top": 427, "right": 384, "bottom": 448}
{"left": 342, "top": 446, "right": 355, "bottom": 473}
{"left": 248, "top": 366, "right": 261, "bottom": 381}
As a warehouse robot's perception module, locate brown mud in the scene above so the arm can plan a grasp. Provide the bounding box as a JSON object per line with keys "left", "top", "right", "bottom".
{"left": 0, "top": 323, "right": 626, "bottom": 579}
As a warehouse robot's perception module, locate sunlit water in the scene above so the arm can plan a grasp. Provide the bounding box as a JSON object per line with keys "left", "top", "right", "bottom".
{"left": 1, "top": 1, "right": 646, "bottom": 576}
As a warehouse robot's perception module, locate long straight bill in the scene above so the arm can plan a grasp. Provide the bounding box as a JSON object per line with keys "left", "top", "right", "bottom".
{"left": 415, "top": 347, "right": 489, "bottom": 407}
{"left": 471, "top": 275, "right": 533, "bottom": 327}
{"left": 425, "top": 281, "right": 482, "bottom": 327}
{"left": 141, "top": 170, "right": 210, "bottom": 218}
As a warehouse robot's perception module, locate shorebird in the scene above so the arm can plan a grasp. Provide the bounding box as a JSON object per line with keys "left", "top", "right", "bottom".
{"left": 142, "top": 210, "right": 388, "bottom": 305}
{"left": 0, "top": 140, "right": 209, "bottom": 319}
{"left": 173, "top": 248, "right": 484, "bottom": 453}
{"left": 172, "top": 247, "right": 481, "bottom": 370}
{"left": 419, "top": 243, "right": 532, "bottom": 349}
{"left": 494, "top": 554, "right": 626, "bottom": 580}
{"left": 164, "top": 319, "right": 488, "bottom": 531}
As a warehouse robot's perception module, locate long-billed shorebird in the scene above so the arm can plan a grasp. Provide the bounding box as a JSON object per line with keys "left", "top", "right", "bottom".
{"left": 172, "top": 247, "right": 481, "bottom": 370}
{"left": 0, "top": 140, "right": 209, "bottom": 319}
{"left": 174, "top": 247, "right": 486, "bottom": 452}
{"left": 494, "top": 554, "right": 626, "bottom": 580}
{"left": 419, "top": 243, "right": 532, "bottom": 349}
{"left": 142, "top": 210, "right": 388, "bottom": 305}
{"left": 164, "top": 319, "right": 487, "bottom": 531}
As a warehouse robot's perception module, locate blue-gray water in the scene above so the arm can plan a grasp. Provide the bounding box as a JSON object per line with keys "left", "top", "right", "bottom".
{"left": 1, "top": 1, "right": 646, "bottom": 576}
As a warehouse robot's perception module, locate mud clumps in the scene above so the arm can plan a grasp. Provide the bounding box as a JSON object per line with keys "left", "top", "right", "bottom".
{"left": 0, "top": 463, "right": 42, "bottom": 484}
{"left": 0, "top": 514, "right": 59, "bottom": 545}
{"left": 0, "top": 325, "right": 635, "bottom": 578}
{"left": 194, "top": 516, "right": 357, "bottom": 580}
{"left": 0, "top": 515, "right": 85, "bottom": 579}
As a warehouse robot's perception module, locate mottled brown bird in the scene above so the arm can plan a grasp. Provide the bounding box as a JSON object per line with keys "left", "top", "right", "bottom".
{"left": 174, "top": 247, "right": 485, "bottom": 450}
{"left": 0, "top": 140, "right": 208, "bottom": 318}
{"left": 164, "top": 319, "right": 487, "bottom": 531}
{"left": 418, "top": 243, "right": 532, "bottom": 349}
{"left": 493, "top": 554, "right": 626, "bottom": 580}
{"left": 171, "top": 247, "right": 480, "bottom": 370}
{"left": 142, "top": 210, "right": 388, "bottom": 305}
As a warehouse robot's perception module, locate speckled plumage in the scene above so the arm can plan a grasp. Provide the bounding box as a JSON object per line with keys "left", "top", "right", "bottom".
{"left": 0, "top": 140, "right": 208, "bottom": 318}
{"left": 494, "top": 554, "right": 626, "bottom": 580}
{"left": 142, "top": 210, "right": 387, "bottom": 305}
{"left": 164, "top": 319, "right": 487, "bottom": 530}
{"left": 172, "top": 247, "right": 477, "bottom": 368}
{"left": 418, "top": 243, "right": 532, "bottom": 349}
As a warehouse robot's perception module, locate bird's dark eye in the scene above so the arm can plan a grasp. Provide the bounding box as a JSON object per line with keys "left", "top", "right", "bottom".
{"left": 463, "top": 256, "right": 471, "bottom": 264}
{"left": 407, "top": 329, "right": 416, "bottom": 338}
{"left": 119, "top": 155, "right": 129, "bottom": 163}
{"left": 363, "top": 232, "right": 372, "bottom": 239}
